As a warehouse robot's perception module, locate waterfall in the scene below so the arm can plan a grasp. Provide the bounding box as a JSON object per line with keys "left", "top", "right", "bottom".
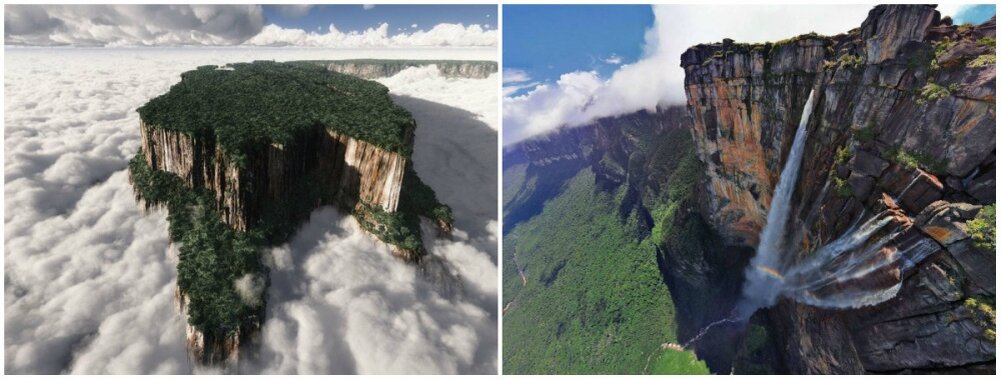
{"left": 685, "top": 89, "right": 945, "bottom": 349}
{"left": 735, "top": 89, "right": 816, "bottom": 319}
{"left": 782, "top": 232, "right": 938, "bottom": 309}
{"left": 893, "top": 171, "right": 921, "bottom": 204}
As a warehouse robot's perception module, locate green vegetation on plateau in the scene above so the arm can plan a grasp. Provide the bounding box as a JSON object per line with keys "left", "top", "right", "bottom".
{"left": 964, "top": 296, "right": 996, "bottom": 342}
{"left": 138, "top": 61, "right": 417, "bottom": 163}
{"left": 968, "top": 204, "right": 995, "bottom": 251}
{"left": 129, "top": 153, "right": 265, "bottom": 340}
{"left": 128, "top": 61, "right": 453, "bottom": 350}
{"left": 358, "top": 162, "right": 453, "bottom": 254}
{"left": 887, "top": 147, "right": 948, "bottom": 175}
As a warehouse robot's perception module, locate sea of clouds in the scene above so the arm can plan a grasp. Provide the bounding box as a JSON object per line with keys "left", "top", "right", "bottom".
{"left": 4, "top": 47, "right": 498, "bottom": 374}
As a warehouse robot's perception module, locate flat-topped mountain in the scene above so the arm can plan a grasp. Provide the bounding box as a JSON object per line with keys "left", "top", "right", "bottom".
{"left": 129, "top": 60, "right": 453, "bottom": 368}
{"left": 317, "top": 59, "right": 498, "bottom": 79}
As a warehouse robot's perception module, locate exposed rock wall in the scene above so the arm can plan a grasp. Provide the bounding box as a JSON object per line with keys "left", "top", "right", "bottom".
{"left": 682, "top": 5, "right": 994, "bottom": 246}
{"left": 140, "top": 121, "right": 407, "bottom": 231}
{"left": 325, "top": 60, "right": 498, "bottom": 79}
{"left": 682, "top": 4, "right": 995, "bottom": 374}
{"left": 174, "top": 287, "right": 250, "bottom": 370}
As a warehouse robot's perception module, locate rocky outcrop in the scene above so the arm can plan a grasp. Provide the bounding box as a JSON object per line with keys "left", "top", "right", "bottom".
{"left": 139, "top": 121, "right": 407, "bottom": 232}
{"left": 325, "top": 60, "right": 498, "bottom": 79}
{"left": 682, "top": 4, "right": 995, "bottom": 374}
{"left": 174, "top": 288, "right": 249, "bottom": 370}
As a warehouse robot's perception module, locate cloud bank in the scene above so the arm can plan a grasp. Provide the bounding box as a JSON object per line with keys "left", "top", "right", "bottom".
{"left": 244, "top": 22, "right": 496, "bottom": 48}
{"left": 5, "top": 48, "right": 496, "bottom": 374}
{"left": 4, "top": 5, "right": 496, "bottom": 47}
{"left": 247, "top": 66, "right": 499, "bottom": 374}
{"left": 504, "top": 4, "right": 976, "bottom": 144}
{"left": 4, "top": 5, "right": 265, "bottom": 46}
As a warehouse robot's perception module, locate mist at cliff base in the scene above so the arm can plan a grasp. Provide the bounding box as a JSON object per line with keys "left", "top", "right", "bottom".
{"left": 4, "top": 47, "right": 497, "bottom": 374}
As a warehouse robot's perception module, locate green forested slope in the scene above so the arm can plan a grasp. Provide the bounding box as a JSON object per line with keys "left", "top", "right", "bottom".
{"left": 502, "top": 167, "right": 709, "bottom": 374}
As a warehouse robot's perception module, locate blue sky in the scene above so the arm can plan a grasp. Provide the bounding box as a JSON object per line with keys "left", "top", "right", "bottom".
{"left": 503, "top": 5, "right": 652, "bottom": 91}
{"left": 503, "top": 4, "right": 996, "bottom": 98}
{"left": 262, "top": 5, "right": 496, "bottom": 32}
{"left": 954, "top": 4, "right": 996, "bottom": 24}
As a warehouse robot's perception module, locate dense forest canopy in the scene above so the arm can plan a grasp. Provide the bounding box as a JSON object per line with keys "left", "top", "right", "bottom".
{"left": 138, "top": 61, "right": 417, "bottom": 159}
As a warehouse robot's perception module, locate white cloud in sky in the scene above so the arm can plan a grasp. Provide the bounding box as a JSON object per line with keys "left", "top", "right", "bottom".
{"left": 504, "top": 4, "right": 979, "bottom": 144}
{"left": 503, "top": 68, "right": 531, "bottom": 84}
{"left": 244, "top": 22, "right": 496, "bottom": 48}
{"left": 5, "top": 47, "right": 496, "bottom": 374}
{"left": 603, "top": 53, "right": 623, "bottom": 65}
{"left": 363, "top": 4, "right": 376, "bottom": 11}
{"left": 274, "top": 5, "right": 314, "bottom": 19}
{"left": 501, "top": 68, "right": 541, "bottom": 97}
{"left": 4, "top": 5, "right": 497, "bottom": 47}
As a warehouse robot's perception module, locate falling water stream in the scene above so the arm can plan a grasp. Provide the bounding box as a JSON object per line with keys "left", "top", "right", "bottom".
{"left": 681, "top": 90, "right": 818, "bottom": 348}
{"left": 682, "top": 89, "right": 937, "bottom": 349}
{"left": 735, "top": 89, "right": 817, "bottom": 319}
{"left": 893, "top": 171, "right": 922, "bottom": 204}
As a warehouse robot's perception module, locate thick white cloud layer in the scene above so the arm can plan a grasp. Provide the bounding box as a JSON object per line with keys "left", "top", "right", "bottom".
{"left": 247, "top": 65, "right": 499, "bottom": 374}
{"left": 504, "top": 4, "right": 975, "bottom": 144}
{"left": 5, "top": 47, "right": 496, "bottom": 374}
{"left": 377, "top": 65, "right": 499, "bottom": 131}
{"left": 244, "top": 22, "right": 496, "bottom": 48}
{"left": 5, "top": 5, "right": 497, "bottom": 47}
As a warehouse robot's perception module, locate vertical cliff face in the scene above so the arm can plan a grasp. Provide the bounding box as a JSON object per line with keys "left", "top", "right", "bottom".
{"left": 140, "top": 122, "right": 408, "bottom": 231}
{"left": 683, "top": 6, "right": 994, "bottom": 246}
{"left": 324, "top": 60, "right": 498, "bottom": 79}
{"left": 138, "top": 115, "right": 416, "bottom": 368}
{"left": 682, "top": 5, "right": 995, "bottom": 374}
{"left": 682, "top": 37, "right": 821, "bottom": 247}
{"left": 174, "top": 288, "right": 249, "bottom": 370}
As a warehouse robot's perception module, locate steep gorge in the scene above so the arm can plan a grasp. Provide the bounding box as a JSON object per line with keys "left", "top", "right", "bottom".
{"left": 681, "top": 4, "right": 995, "bottom": 374}
{"left": 502, "top": 106, "right": 750, "bottom": 373}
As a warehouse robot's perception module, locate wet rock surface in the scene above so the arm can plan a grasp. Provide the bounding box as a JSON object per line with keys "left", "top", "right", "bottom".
{"left": 682, "top": 4, "right": 995, "bottom": 374}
